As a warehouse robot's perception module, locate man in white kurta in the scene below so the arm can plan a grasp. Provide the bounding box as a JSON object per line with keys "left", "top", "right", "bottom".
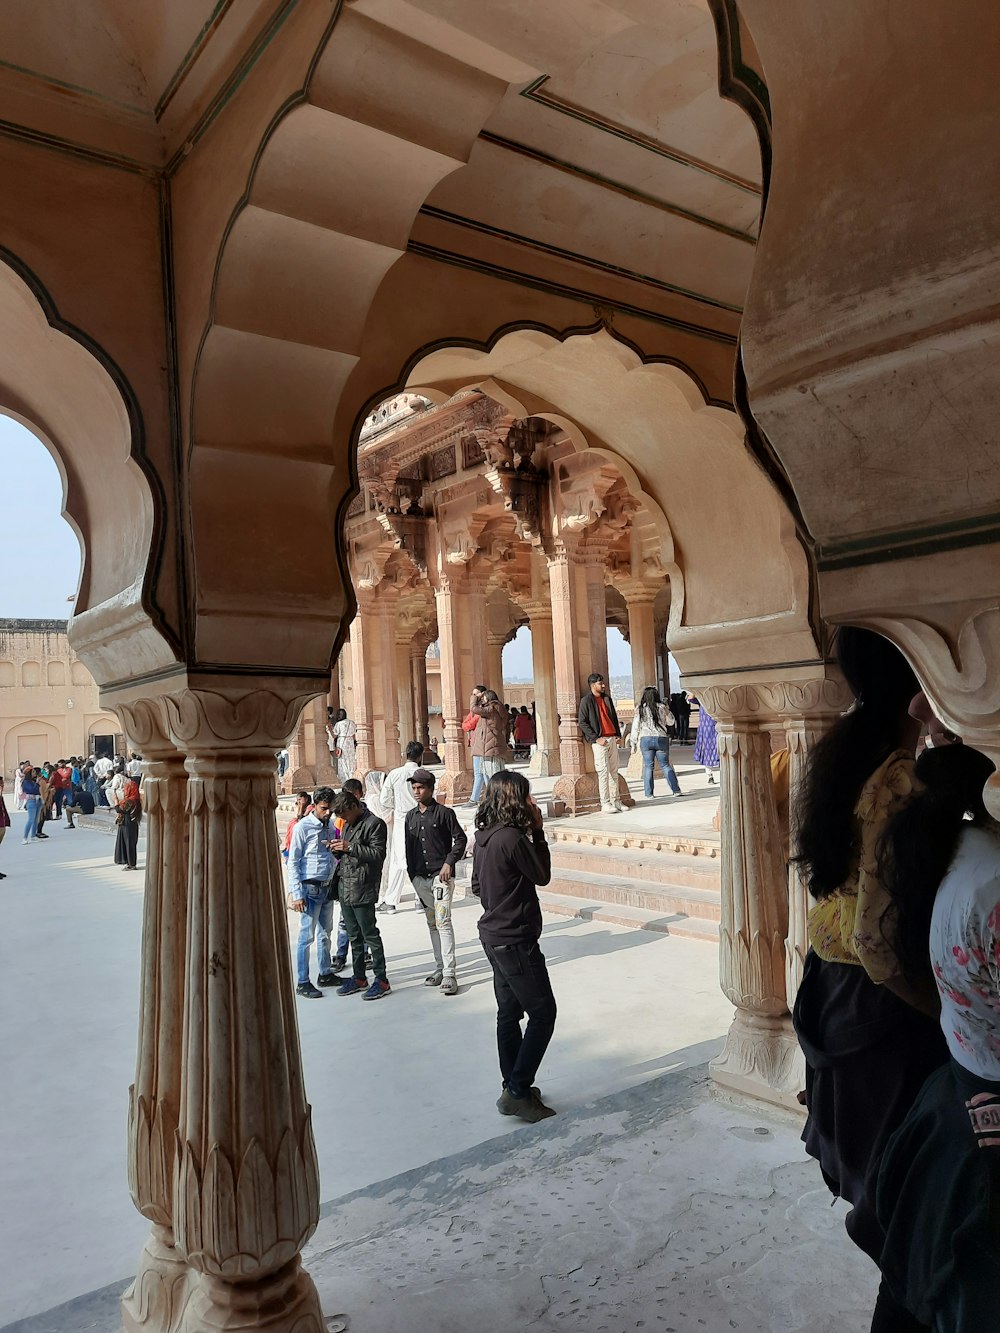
{"left": 376, "top": 741, "right": 424, "bottom": 912}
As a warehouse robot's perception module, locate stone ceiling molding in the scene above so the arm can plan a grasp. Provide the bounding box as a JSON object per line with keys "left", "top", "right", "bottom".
{"left": 406, "top": 326, "right": 817, "bottom": 674}
{"left": 0, "top": 250, "right": 177, "bottom": 687}
{"left": 187, "top": 3, "right": 518, "bottom": 672}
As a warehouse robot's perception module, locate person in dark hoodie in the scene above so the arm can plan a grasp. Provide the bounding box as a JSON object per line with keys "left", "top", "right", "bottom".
{"left": 472, "top": 769, "right": 557, "bottom": 1124}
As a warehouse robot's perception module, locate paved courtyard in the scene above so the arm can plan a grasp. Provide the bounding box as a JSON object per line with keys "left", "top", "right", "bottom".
{"left": 0, "top": 795, "right": 880, "bottom": 1332}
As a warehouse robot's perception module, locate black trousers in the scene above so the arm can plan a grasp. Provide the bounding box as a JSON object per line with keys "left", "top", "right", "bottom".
{"left": 483, "top": 939, "right": 557, "bottom": 1099}
{"left": 340, "top": 902, "right": 387, "bottom": 982}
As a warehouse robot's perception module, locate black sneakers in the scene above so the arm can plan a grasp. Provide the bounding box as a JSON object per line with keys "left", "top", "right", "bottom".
{"left": 296, "top": 982, "right": 323, "bottom": 999}
{"left": 316, "top": 971, "right": 344, "bottom": 987}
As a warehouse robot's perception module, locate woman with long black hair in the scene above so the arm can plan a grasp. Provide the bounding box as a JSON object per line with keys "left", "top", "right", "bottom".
{"left": 472, "top": 769, "right": 557, "bottom": 1125}
{"left": 793, "top": 627, "right": 948, "bottom": 1333}
{"left": 628, "top": 685, "right": 682, "bottom": 798}
{"left": 874, "top": 744, "right": 1000, "bottom": 1332}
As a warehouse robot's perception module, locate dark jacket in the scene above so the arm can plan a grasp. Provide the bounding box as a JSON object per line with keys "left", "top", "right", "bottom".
{"left": 470, "top": 698, "right": 510, "bottom": 760}
{"left": 334, "top": 809, "right": 388, "bottom": 906}
{"left": 404, "top": 800, "right": 467, "bottom": 880}
{"left": 472, "top": 824, "right": 551, "bottom": 946}
{"left": 577, "top": 691, "right": 621, "bottom": 744}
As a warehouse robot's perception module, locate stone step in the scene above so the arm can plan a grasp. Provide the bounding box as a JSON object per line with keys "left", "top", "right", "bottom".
{"left": 538, "top": 890, "right": 720, "bottom": 944}
{"left": 548, "top": 842, "right": 721, "bottom": 892}
{"left": 548, "top": 825, "right": 719, "bottom": 859}
{"left": 545, "top": 868, "right": 721, "bottom": 921}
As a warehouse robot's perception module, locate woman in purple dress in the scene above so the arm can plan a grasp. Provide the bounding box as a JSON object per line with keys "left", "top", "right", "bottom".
{"left": 691, "top": 698, "right": 719, "bottom": 784}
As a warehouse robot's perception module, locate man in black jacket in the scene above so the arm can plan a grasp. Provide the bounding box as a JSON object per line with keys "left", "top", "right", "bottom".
{"left": 330, "top": 791, "right": 390, "bottom": 1000}
{"left": 577, "top": 672, "right": 623, "bottom": 814}
{"left": 404, "top": 769, "right": 467, "bottom": 994}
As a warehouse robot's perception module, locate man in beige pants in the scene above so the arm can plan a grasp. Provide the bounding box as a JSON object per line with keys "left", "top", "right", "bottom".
{"left": 577, "top": 672, "right": 624, "bottom": 813}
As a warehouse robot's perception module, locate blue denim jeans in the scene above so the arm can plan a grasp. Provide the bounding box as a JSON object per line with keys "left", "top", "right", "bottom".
{"left": 295, "top": 886, "right": 334, "bottom": 984}
{"left": 470, "top": 754, "right": 484, "bottom": 802}
{"left": 640, "top": 735, "right": 681, "bottom": 797}
{"left": 23, "top": 797, "right": 40, "bottom": 841}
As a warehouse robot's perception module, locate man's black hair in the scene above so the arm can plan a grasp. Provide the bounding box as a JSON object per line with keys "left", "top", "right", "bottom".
{"left": 342, "top": 778, "right": 363, "bottom": 797}
{"left": 332, "top": 790, "right": 360, "bottom": 817}
{"left": 312, "top": 785, "right": 336, "bottom": 805}
{"left": 587, "top": 672, "right": 604, "bottom": 685}
{"left": 405, "top": 740, "right": 425, "bottom": 762}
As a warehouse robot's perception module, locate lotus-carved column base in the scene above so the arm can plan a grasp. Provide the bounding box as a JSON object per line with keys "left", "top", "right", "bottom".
{"left": 710, "top": 1009, "right": 804, "bottom": 1110}
{"left": 552, "top": 772, "right": 600, "bottom": 816}
{"left": 178, "top": 1258, "right": 325, "bottom": 1333}
{"left": 435, "top": 770, "right": 473, "bottom": 805}
{"left": 526, "top": 747, "right": 561, "bottom": 778}
{"left": 120, "top": 1225, "right": 193, "bottom": 1333}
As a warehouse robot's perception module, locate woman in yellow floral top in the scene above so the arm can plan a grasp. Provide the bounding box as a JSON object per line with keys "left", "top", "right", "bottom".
{"left": 792, "top": 628, "right": 948, "bottom": 1333}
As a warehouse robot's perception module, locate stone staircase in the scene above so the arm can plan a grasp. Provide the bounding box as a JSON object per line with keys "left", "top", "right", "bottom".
{"left": 539, "top": 824, "right": 722, "bottom": 944}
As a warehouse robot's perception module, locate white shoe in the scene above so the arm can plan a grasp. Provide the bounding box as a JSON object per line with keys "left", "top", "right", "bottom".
{"left": 600, "top": 804, "right": 617, "bottom": 814}
{"left": 613, "top": 802, "right": 625, "bottom": 812}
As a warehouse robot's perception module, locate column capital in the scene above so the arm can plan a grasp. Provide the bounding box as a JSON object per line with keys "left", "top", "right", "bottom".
{"left": 111, "top": 676, "right": 324, "bottom": 754}
{"left": 689, "top": 672, "right": 851, "bottom": 729}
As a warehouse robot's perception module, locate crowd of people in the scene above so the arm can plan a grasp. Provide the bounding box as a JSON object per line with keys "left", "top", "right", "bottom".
{"left": 793, "top": 627, "right": 1000, "bottom": 1332}
{"left": 1, "top": 752, "right": 145, "bottom": 873}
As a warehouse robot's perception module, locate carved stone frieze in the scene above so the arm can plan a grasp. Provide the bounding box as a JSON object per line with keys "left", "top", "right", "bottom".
{"left": 691, "top": 675, "right": 851, "bottom": 727}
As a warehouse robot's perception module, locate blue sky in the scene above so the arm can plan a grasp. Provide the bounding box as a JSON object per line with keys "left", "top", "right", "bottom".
{"left": 0, "top": 417, "right": 81, "bottom": 617}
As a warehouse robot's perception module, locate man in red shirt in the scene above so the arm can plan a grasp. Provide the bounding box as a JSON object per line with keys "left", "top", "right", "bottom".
{"left": 577, "top": 673, "right": 623, "bottom": 814}
{"left": 50, "top": 760, "right": 74, "bottom": 823}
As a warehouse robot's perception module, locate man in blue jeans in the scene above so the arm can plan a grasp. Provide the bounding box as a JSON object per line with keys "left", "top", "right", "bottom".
{"left": 286, "top": 786, "right": 343, "bottom": 998}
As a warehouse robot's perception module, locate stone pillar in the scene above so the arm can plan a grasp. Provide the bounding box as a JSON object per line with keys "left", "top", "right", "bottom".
{"left": 369, "top": 586, "right": 401, "bottom": 770}
{"left": 410, "top": 642, "right": 430, "bottom": 752}
{"left": 310, "top": 697, "right": 337, "bottom": 783}
{"left": 582, "top": 552, "right": 609, "bottom": 683}
{"left": 549, "top": 545, "right": 600, "bottom": 815}
{"left": 349, "top": 597, "right": 377, "bottom": 777}
{"left": 434, "top": 571, "right": 487, "bottom": 803}
{"left": 525, "top": 605, "right": 560, "bottom": 778}
{"left": 118, "top": 708, "right": 192, "bottom": 1331}
{"left": 624, "top": 589, "right": 658, "bottom": 780}
{"left": 710, "top": 704, "right": 798, "bottom": 1107}
{"left": 282, "top": 708, "right": 310, "bottom": 795}
{"left": 396, "top": 638, "right": 416, "bottom": 753}
{"left": 328, "top": 659, "right": 341, "bottom": 714}
{"left": 688, "top": 675, "right": 851, "bottom": 1108}
{"left": 486, "top": 632, "right": 506, "bottom": 699}
{"left": 115, "top": 680, "right": 325, "bottom": 1332}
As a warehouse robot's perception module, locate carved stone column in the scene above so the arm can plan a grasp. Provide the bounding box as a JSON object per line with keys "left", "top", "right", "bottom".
{"left": 689, "top": 675, "right": 850, "bottom": 1108}
{"left": 548, "top": 544, "right": 599, "bottom": 815}
{"left": 117, "top": 706, "right": 192, "bottom": 1332}
{"left": 349, "top": 597, "right": 377, "bottom": 778}
{"left": 110, "top": 679, "right": 326, "bottom": 1332}
{"left": 366, "top": 585, "right": 401, "bottom": 770}
{"left": 692, "top": 683, "right": 798, "bottom": 1107}
{"left": 525, "top": 603, "right": 560, "bottom": 778}
{"left": 485, "top": 631, "right": 506, "bottom": 699}
{"left": 410, "top": 641, "right": 430, "bottom": 752}
{"left": 172, "top": 683, "right": 323, "bottom": 1331}
{"left": 623, "top": 588, "right": 658, "bottom": 780}
{"left": 328, "top": 660, "right": 341, "bottom": 715}
{"left": 434, "top": 570, "right": 488, "bottom": 803}
{"left": 396, "top": 637, "right": 417, "bottom": 752}
{"left": 581, "top": 549, "right": 610, "bottom": 683}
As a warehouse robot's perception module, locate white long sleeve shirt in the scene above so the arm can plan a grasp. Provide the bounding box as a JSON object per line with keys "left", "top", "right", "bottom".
{"left": 629, "top": 702, "right": 675, "bottom": 747}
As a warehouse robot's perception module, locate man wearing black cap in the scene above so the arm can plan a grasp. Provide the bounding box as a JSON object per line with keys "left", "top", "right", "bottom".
{"left": 404, "top": 769, "right": 468, "bottom": 995}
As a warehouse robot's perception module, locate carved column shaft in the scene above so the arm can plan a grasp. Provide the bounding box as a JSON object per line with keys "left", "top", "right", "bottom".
{"left": 624, "top": 592, "right": 658, "bottom": 780}
{"left": 526, "top": 608, "right": 560, "bottom": 778}
{"left": 548, "top": 548, "right": 600, "bottom": 814}
{"left": 119, "top": 713, "right": 192, "bottom": 1332}
{"left": 486, "top": 634, "right": 505, "bottom": 699}
{"left": 434, "top": 573, "right": 488, "bottom": 802}
{"left": 396, "top": 639, "right": 417, "bottom": 752}
{"left": 349, "top": 602, "right": 377, "bottom": 777}
{"left": 113, "top": 682, "right": 326, "bottom": 1332}
{"left": 710, "top": 716, "right": 798, "bottom": 1105}
{"left": 582, "top": 554, "right": 609, "bottom": 683}
{"left": 410, "top": 643, "right": 430, "bottom": 751}
{"left": 366, "top": 587, "right": 401, "bottom": 770}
